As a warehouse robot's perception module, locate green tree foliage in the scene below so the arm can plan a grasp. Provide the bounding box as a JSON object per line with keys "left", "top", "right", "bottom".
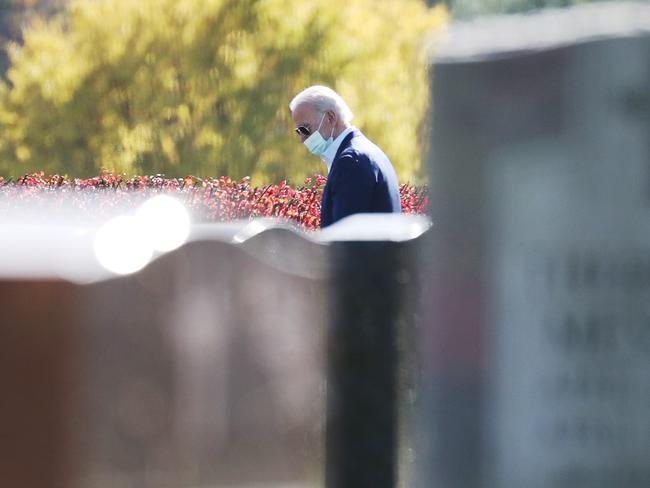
{"left": 0, "top": 0, "right": 68, "bottom": 76}
{"left": 0, "top": 0, "right": 447, "bottom": 183}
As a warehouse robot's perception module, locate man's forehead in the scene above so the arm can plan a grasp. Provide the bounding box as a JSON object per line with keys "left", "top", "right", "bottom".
{"left": 292, "top": 103, "right": 317, "bottom": 121}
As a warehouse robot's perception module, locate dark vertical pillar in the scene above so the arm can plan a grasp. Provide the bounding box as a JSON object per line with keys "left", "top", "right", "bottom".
{"left": 326, "top": 240, "right": 417, "bottom": 488}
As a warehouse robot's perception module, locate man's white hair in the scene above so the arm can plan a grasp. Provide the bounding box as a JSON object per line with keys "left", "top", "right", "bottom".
{"left": 289, "top": 85, "right": 354, "bottom": 124}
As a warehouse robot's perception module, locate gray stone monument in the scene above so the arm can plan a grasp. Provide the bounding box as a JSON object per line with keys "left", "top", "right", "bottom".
{"left": 422, "top": 3, "right": 650, "bottom": 488}
{"left": 0, "top": 221, "right": 330, "bottom": 487}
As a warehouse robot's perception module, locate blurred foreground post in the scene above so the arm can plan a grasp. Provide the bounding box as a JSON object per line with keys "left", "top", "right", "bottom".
{"left": 422, "top": 3, "right": 650, "bottom": 488}
{"left": 322, "top": 216, "right": 429, "bottom": 488}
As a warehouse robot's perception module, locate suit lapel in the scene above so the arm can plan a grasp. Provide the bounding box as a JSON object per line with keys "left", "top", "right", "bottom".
{"left": 321, "top": 129, "right": 358, "bottom": 227}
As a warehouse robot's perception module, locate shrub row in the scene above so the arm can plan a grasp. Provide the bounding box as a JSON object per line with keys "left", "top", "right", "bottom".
{"left": 0, "top": 172, "right": 429, "bottom": 230}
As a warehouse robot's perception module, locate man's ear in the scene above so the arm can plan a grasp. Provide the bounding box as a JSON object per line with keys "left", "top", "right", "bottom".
{"left": 327, "top": 110, "right": 337, "bottom": 125}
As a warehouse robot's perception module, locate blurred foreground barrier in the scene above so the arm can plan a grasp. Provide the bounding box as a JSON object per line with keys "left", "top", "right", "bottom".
{"left": 422, "top": 3, "right": 650, "bottom": 488}
{"left": 0, "top": 213, "right": 429, "bottom": 488}
{"left": 320, "top": 215, "right": 428, "bottom": 488}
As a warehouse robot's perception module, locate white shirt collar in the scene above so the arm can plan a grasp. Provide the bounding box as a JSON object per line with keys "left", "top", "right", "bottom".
{"left": 321, "top": 126, "right": 355, "bottom": 172}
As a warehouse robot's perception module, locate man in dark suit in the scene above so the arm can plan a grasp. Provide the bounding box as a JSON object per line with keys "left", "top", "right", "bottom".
{"left": 290, "top": 85, "right": 401, "bottom": 228}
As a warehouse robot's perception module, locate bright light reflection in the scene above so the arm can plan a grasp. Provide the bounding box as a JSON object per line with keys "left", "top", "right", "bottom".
{"left": 93, "top": 216, "right": 154, "bottom": 275}
{"left": 94, "top": 195, "right": 191, "bottom": 275}
{"left": 232, "top": 219, "right": 267, "bottom": 244}
{"left": 136, "top": 195, "right": 191, "bottom": 252}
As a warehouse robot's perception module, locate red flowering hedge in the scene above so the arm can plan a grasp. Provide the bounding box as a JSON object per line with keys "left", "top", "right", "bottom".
{"left": 0, "top": 172, "right": 428, "bottom": 230}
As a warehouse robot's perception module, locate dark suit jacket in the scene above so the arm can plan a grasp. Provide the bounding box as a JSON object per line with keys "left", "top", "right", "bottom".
{"left": 320, "top": 129, "right": 401, "bottom": 228}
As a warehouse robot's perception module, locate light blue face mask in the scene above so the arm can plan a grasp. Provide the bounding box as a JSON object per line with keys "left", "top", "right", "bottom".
{"left": 304, "top": 113, "right": 334, "bottom": 157}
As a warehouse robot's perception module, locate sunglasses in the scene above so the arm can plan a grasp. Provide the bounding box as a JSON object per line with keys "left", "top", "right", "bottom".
{"left": 294, "top": 125, "right": 312, "bottom": 137}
